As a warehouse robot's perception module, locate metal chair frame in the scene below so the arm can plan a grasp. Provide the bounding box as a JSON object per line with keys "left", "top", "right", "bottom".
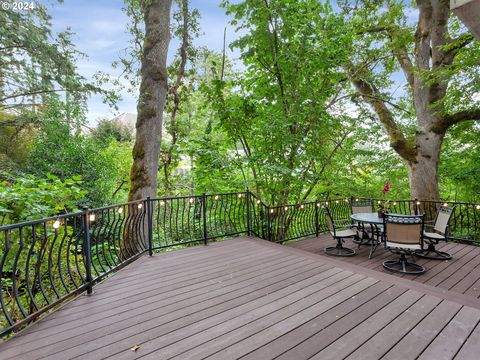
{"left": 383, "top": 214, "right": 426, "bottom": 275}
{"left": 350, "top": 199, "right": 382, "bottom": 256}
{"left": 416, "top": 205, "right": 455, "bottom": 260}
{"left": 323, "top": 206, "right": 356, "bottom": 257}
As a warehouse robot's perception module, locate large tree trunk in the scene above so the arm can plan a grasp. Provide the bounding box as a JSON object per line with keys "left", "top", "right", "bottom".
{"left": 128, "top": 0, "right": 173, "bottom": 201}
{"left": 123, "top": 0, "right": 172, "bottom": 258}
{"left": 407, "top": 130, "right": 443, "bottom": 200}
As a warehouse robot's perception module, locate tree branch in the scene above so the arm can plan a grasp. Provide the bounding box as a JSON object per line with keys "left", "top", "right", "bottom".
{"left": 441, "top": 33, "right": 474, "bottom": 65}
{"left": 0, "top": 88, "right": 67, "bottom": 103}
{"left": 432, "top": 108, "right": 480, "bottom": 134}
{"left": 300, "top": 128, "right": 351, "bottom": 203}
{"left": 357, "top": 25, "right": 414, "bottom": 87}
{"left": 348, "top": 72, "right": 416, "bottom": 162}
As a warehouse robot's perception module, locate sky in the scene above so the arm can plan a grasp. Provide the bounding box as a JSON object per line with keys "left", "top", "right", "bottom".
{"left": 40, "top": 0, "right": 418, "bottom": 126}
{"left": 41, "top": 0, "right": 240, "bottom": 124}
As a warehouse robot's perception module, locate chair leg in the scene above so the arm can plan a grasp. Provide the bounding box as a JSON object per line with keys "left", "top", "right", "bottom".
{"left": 325, "top": 238, "right": 355, "bottom": 257}
{"left": 416, "top": 243, "right": 452, "bottom": 260}
{"left": 368, "top": 239, "right": 380, "bottom": 259}
{"left": 383, "top": 253, "right": 426, "bottom": 274}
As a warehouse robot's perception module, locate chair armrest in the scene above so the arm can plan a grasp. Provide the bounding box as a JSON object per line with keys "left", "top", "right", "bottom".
{"left": 336, "top": 218, "right": 354, "bottom": 228}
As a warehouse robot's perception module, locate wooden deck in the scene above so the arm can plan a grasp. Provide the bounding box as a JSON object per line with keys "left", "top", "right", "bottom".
{"left": 2, "top": 237, "right": 480, "bottom": 359}
{"left": 288, "top": 235, "right": 480, "bottom": 303}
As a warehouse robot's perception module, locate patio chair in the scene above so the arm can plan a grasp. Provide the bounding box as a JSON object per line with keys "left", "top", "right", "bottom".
{"left": 351, "top": 199, "right": 383, "bottom": 248}
{"left": 383, "top": 214, "right": 426, "bottom": 274}
{"left": 351, "top": 199, "right": 374, "bottom": 214}
{"left": 323, "top": 206, "right": 356, "bottom": 257}
{"left": 416, "top": 205, "right": 455, "bottom": 260}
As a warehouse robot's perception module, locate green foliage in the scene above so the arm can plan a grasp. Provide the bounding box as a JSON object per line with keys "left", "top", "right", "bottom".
{"left": 92, "top": 118, "right": 134, "bottom": 144}
{"left": 0, "top": 111, "right": 35, "bottom": 169}
{"left": 0, "top": 0, "right": 478, "bottom": 215}
{"left": 0, "top": 0, "right": 117, "bottom": 113}
{"left": 440, "top": 122, "right": 480, "bottom": 202}
{"left": 101, "top": 140, "right": 134, "bottom": 201}
{"left": 0, "top": 174, "right": 86, "bottom": 224}
{"left": 211, "top": 0, "right": 358, "bottom": 203}
{"left": 27, "top": 99, "right": 119, "bottom": 207}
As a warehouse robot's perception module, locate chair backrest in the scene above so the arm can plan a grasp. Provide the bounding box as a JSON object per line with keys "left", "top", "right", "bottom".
{"left": 384, "top": 214, "right": 424, "bottom": 249}
{"left": 322, "top": 206, "right": 335, "bottom": 234}
{"left": 351, "top": 199, "right": 373, "bottom": 214}
{"left": 433, "top": 206, "right": 455, "bottom": 235}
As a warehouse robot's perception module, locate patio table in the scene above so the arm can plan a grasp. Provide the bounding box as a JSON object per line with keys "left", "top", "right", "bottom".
{"left": 351, "top": 212, "right": 384, "bottom": 259}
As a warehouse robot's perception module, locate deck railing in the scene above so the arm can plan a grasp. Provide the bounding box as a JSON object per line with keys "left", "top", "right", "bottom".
{"left": 1, "top": 190, "right": 479, "bottom": 336}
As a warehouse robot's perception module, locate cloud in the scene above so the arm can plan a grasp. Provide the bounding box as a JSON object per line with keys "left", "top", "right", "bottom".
{"left": 90, "top": 20, "right": 126, "bottom": 35}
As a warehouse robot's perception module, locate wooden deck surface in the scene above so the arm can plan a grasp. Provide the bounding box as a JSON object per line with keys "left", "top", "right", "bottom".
{"left": 2, "top": 236, "right": 480, "bottom": 359}
{"left": 288, "top": 235, "right": 480, "bottom": 303}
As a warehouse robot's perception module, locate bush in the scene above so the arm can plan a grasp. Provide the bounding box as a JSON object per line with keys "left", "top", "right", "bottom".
{"left": 0, "top": 174, "right": 86, "bottom": 225}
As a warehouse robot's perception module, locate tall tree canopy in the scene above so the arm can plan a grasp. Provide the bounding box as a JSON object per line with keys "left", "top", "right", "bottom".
{"left": 217, "top": 0, "right": 361, "bottom": 205}
{"left": 0, "top": 1, "right": 116, "bottom": 115}
{"left": 343, "top": 0, "right": 480, "bottom": 200}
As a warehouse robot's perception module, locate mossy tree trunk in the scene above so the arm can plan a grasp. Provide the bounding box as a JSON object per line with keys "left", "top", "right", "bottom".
{"left": 128, "top": 0, "right": 173, "bottom": 202}
{"left": 124, "top": 0, "right": 172, "bottom": 257}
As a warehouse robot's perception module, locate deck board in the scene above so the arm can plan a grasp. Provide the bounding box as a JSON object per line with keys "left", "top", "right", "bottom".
{"left": 381, "top": 300, "right": 462, "bottom": 360}
{"left": 2, "top": 236, "right": 480, "bottom": 359}
{"left": 288, "top": 235, "right": 480, "bottom": 301}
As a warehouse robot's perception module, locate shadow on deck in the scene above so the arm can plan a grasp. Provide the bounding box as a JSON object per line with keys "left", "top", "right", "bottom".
{"left": 1, "top": 236, "right": 480, "bottom": 359}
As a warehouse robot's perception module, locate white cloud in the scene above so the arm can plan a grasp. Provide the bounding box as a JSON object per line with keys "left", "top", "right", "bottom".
{"left": 90, "top": 20, "right": 125, "bottom": 35}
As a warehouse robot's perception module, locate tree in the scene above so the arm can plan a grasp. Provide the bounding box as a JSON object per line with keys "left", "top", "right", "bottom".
{"left": 93, "top": 117, "right": 134, "bottom": 144}
{"left": 342, "top": 0, "right": 480, "bottom": 200}
{"left": 160, "top": 0, "right": 200, "bottom": 194}
{"left": 216, "top": 0, "right": 357, "bottom": 205}
{"left": 0, "top": 1, "right": 117, "bottom": 115}
{"left": 28, "top": 99, "right": 119, "bottom": 207}
{"left": 128, "top": 0, "right": 173, "bottom": 201}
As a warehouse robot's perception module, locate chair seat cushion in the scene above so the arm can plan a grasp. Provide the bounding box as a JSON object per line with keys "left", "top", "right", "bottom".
{"left": 385, "top": 241, "right": 421, "bottom": 250}
{"left": 423, "top": 231, "right": 445, "bottom": 240}
{"left": 334, "top": 229, "right": 357, "bottom": 238}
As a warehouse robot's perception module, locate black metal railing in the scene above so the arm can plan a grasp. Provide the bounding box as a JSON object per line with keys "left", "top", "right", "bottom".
{"left": 362, "top": 198, "right": 480, "bottom": 242}
{"left": 0, "top": 199, "right": 147, "bottom": 337}
{"left": 254, "top": 198, "right": 353, "bottom": 243}
{"left": 1, "top": 190, "right": 479, "bottom": 336}
{"left": 0, "top": 192, "right": 249, "bottom": 336}
{"left": 149, "top": 192, "right": 248, "bottom": 250}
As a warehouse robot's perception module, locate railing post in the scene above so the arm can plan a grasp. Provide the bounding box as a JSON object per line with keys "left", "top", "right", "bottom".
{"left": 315, "top": 202, "right": 319, "bottom": 237}
{"left": 473, "top": 204, "right": 478, "bottom": 243}
{"left": 146, "top": 197, "right": 153, "bottom": 256}
{"left": 267, "top": 207, "right": 271, "bottom": 241}
{"left": 82, "top": 207, "right": 93, "bottom": 295}
{"left": 202, "top": 193, "right": 208, "bottom": 245}
{"left": 246, "top": 189, "right": 251, "bottom": 236}
{"left": 414, "top": 198, "right": 419, "bottom": 215}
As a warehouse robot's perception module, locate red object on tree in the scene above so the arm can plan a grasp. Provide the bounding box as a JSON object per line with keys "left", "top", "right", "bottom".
{"left": 383, "top": 181, "right": 391, "bottom": 194}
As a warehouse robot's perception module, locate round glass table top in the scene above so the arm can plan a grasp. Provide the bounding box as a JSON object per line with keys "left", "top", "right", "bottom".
{"left": 351, "top": 212, "right": 383, "bottom": 224}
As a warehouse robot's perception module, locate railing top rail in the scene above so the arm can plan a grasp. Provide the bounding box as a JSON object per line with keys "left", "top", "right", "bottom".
{"left": 0, "top": 199, "right": 146, "bottom": 231}
{"left": 1, "top": 192, "right": 478, "bottom": 232}
{"left": 355, "top": 197, "right": 480, "bottom": 207}
{"left": 89, "top": 199, "right": 144, "bottom": 212}
{"left": 0, "top": 211, "right": 83, "bottom": 231}
{"left": 150, "top": 191, "right": 247, "bottom": 202}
